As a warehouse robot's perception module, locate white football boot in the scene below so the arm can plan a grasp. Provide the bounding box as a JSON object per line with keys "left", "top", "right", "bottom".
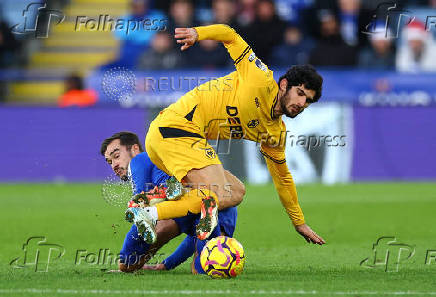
{"left": 125, "top": 207, "right": 157, "bottom": 244}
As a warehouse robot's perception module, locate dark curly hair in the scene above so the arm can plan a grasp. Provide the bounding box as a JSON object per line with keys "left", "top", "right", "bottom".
{"left": 279, "top": 65, "right": 323, "bottom": 102}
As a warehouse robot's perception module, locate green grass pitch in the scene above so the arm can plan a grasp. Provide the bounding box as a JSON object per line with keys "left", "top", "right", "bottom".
{"left": 1, "top": 183, "right": 435, "bottom": 296}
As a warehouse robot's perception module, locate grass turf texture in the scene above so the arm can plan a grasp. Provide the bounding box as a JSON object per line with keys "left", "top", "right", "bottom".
{"left": 0, "top": 183, "right": 435, "bottom": 297}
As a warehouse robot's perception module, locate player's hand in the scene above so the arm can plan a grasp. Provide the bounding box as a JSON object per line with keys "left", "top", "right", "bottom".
{"left": 174, "top": 27, "right": 198, "bottom": 51}
{"left": 142, "top": 263, "right": 166, "bottom": 271}
{"left": 295, "top": 224, "right": 326, "bottom": 245}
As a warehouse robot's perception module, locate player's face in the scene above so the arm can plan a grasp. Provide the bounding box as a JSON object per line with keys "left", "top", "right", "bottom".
{"left": 280, "top": 84, "right": 316, "bottom": 118}
{"left": 104, "top": 139, "right": 134, "bottom": 181}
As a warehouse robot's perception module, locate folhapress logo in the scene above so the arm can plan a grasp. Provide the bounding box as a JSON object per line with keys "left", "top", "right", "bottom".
{"left": 9, "top": 236, "right": 65, "bottom": 272}
{"left": 11, "top": 2, "right": 65, "bottom": 38}
{"left": 360, "top": 236, "right": 415, "bottom": 272}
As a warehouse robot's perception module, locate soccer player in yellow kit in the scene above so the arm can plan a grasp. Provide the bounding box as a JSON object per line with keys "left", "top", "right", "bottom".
{"left": 127, "top": 24, "right": 325, "bottom": 246}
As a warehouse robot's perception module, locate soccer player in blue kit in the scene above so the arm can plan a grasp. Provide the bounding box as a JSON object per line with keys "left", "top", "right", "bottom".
{"left": 100, "top": 131, "right": 241, "bottom": 273}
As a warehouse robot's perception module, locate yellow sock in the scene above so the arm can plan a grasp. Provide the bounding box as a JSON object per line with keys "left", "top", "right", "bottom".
{"left": 155, "top": 189, "right": 219, "bottom": 220}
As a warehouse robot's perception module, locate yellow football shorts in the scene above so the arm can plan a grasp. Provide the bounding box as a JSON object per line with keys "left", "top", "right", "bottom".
{"left": 145, "top": 109, "right": 222, "bottom": 182}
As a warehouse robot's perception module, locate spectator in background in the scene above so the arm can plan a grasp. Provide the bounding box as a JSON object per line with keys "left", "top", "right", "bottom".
{"left": 358, "top": 29, "right": 395, "bottom": 70}
{"left": 309, "top": 11, "right": 357, "bottom": 67}
{"left": 269, "top": 26, "right": 314, "bottom": 67}
{"left": 0, "top": 20, "right": 20, "bottom": 68}
{"left": 58, "top": 74, "right": 97, "bottom": 108}
{"left": 167, "top": 0, "right": 198, "bottom": 33}
{"left": 338, "top": 0, "right": 360, "bottom": 46}
{"left": 212, "top": 0, "right": 238, "bottom": 27}
{"left": 301, "top": 0, "right": 371, "bottom": 47}
{"left": 183, "top": 0, "right": 237, "bottom": 69}
{"left": 237, "top": 0, "right": 257, "bottom": 28}
{"left": 0, "top": 20, "right": 20, "bottom": 101}
{"left": 185, "top": 39, "right": 231, "bottom": 69}
{"left": 245, "top": 0, "right": 286, "bottom": 63}
{"left": 106, "top": 0, "right": 166, "bottom": 68}
{"left": 137, "top": 31, "right": 183, "bottom": 70}
{"left": 165, "top": 0, "right": 199, "bottom": 68}
{"left": 396, "top": 20, "right": 436, "bottom": 72}
{"left": 274, "top": 0, "right": 314, "bottom": 26}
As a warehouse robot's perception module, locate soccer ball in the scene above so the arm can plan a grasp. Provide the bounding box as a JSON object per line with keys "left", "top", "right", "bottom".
{"left": 200, "top": 236, "right": 245, "bottom": 279}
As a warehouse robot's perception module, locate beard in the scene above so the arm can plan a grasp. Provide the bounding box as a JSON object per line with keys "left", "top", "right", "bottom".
{"left": 279, "top": 94, "right": 303, "bottom": 119}
{"left": 118, "top": 151, "right": 135, "bottom": 182}
{"left": 120, "top": 173, "right": 129, "bottom": 182}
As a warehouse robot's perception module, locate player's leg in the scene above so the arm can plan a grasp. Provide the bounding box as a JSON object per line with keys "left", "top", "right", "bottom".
{"left": 184, "top": 165, "right": 244, "bottom": 210}
{"left": 184, "top": 167, "right": 243, "bottom": 239}
{"left": 134, "top": 111, "right": 243, "bottom": 241}
{"left": 129, "top": 168, "right": 244, "bottom": 242}
{"left": 150, "top": 165, "right": 244, "bottom": 240}
{"left": 119, "top": 219, "right": 180, "bottom": 272}
{"left": 192, "top": 222, "right": 222, "bottom": 275}
{"left": 192, "top": 204, "right": 238, "bottom": 275}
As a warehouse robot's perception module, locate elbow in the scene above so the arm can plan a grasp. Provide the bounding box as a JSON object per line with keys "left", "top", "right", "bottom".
{"left": 119, "top": 262, "right": 135, "bottom": 273}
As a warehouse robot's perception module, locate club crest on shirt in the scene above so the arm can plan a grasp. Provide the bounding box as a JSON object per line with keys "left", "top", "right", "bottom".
{"left": 204, "top": 148, "right": 216, "bottom": 159}
{"left": 248, "top": 52, "right": 256, "bottom": 62}
{"left": 255, "top": 59, "right": 267, "bottom": 72}
{"left": 247, "top": 119, "right": 259, "bottom": 128}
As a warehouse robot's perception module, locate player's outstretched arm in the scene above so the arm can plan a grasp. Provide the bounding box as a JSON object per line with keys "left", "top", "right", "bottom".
{"left": 175, "top": 24, "right": 272, "bottom": 86}
{"left": 261, "top": 146, "right": 326, "bottom": 245}
{"left": 295, "top": 223, "right": 325, "bottom": 245}
{"left": 143, "top": 235, "right": 196, "bottom": 271}
{"left": 174, "top": 24, "right": 238, "bottom": 51}
{"left": 174, "top": 27, "right": 198, "bottom": 51}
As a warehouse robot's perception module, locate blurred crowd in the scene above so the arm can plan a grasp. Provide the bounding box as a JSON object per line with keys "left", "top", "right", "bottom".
{"left": 105, "top": 0, "right": 436, "bottom": 72}
{"left": 1, "top": 0, "right": 436, "bottom": 73}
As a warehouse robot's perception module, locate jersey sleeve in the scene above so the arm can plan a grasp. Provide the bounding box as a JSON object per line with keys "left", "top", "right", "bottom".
{"left": 260, "top": 142, "right": 305, "bottom": 226}
{"left": 194, "top": 24, "right": 273, "bottom": 85}
{"left": 162, "top": 236, "right": 196, "bottom": 270}
{"left": 151, "top": 164, "right": 170, "bottom": 187}
{"left": 129, "top": 157, "right": 147, "bottom": 195}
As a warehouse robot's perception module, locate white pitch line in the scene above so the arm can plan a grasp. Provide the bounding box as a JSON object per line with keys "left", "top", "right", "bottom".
{"left": 1, "top": 289, "right": 436, "bottom": 295}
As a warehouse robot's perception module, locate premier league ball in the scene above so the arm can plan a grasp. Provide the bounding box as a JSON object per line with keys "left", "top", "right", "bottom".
{"left": 200, "top": 236, "right": 245, "bottom": 279}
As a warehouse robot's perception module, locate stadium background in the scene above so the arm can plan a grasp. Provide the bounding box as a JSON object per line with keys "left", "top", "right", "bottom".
{"left": 1, "top": 0, "right": 436, "bottom": 295}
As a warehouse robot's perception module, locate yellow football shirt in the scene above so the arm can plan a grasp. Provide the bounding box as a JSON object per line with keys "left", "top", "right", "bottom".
{"left": 166, "top": 24, "right": 305, "bottom": 226}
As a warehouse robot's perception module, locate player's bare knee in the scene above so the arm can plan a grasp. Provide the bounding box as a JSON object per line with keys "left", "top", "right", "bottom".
{"left": 233, "top": 183, "right": 245, "bottom": 205}
{"left": 223, "top": 171, "right": 245, "bottom": 205}
{"left": 218, "top": 196, "right": 237, "bottom": 209}
{"left": 224, "top": 187, "right": 243, "bottom": 207}
{"left": 232, "top": 180, "right": 245, "bottom": 202}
